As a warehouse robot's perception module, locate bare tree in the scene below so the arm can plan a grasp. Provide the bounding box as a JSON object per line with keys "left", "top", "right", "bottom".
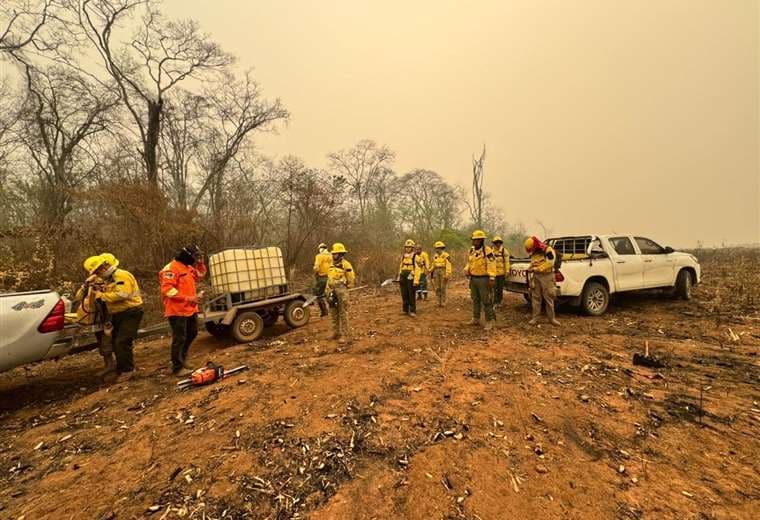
{"left": 13, "top": 59, "right": 119, "bottom": 227}
{"left": 328, "top": 139, "right": 395, "bottom": 225}
{"left": 465, "top": 144, "right": 486, "bottom": 229}
{"left": 0, "top": 0, "right": 52, "bottom": 53}
{"left": 398, "top": 169, "right": 462, "bottom": 238}
{"left": 159, "top": 89, "right": 204, "bottom": 210}
{"left": 77, "top": 0, "right": 232, "bottom": 184}
{"left": 192, "top": 70, "right": 288, "bottom": 218}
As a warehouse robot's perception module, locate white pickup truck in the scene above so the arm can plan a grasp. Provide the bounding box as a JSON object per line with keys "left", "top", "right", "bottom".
{"left": 0, "top": 290, "right": 70, "bottom": 372}
{"left": 506, "top": 235, "right": 701, "bottom": 316}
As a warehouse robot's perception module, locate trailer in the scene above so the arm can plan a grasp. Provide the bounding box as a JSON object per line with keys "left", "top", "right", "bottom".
{"left": 200, "top": 247, "right": 310, "bottom": 343}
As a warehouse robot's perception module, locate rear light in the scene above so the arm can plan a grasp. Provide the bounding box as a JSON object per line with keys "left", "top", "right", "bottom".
{"left": 554, "top": 271, "right": 565, "bottom": 282}
{"left": 38, "top": 298, "right": 66, "bottom": 333}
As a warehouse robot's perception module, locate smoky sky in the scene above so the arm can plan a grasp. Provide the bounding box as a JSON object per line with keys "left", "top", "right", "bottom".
{"left": 163, "top": 0, "right": 759, "bottom": 247}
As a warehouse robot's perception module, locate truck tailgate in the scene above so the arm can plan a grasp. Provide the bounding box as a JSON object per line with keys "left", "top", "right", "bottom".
{"left": 506, "top": 261, "right": 531, "bottom": 294}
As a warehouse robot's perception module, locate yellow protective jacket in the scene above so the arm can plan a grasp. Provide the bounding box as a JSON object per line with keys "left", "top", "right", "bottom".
{"left": 97, "top": 268, "right": 143, "bottom": 314}
{"left": 464, "top": 245, "right": 497, "bottom": 279}
{"left": 431, "top": 252, "right": 452, "bottom": 278}
{"left": 327, "top": 258, "right": 356, "bottom": 289}
{"left": 416, "top": 251, "right": 431, "bottom": 271}
{"left": 71, "top": 281, "right": 104, "bottom": 325}
{"left": 492, "top": 245, "right": 510, "bottom": 276}
{"left": 530, "top": 246, "right": 557, "bottom": 274}
{"left": 313, "top": 252, "right": 332, "bottom": 277}
{"left": 399, "top": 252, "right": 423, "bottom": 284}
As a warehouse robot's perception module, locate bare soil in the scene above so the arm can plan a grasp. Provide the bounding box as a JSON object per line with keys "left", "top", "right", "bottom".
{"left": 1, "top": 259, "right": 759, "bottom": 519}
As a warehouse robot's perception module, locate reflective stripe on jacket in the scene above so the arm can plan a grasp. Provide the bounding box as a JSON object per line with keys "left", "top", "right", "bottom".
{"left": 327, "top": 259, "right": 356, "bottom": 288}
{"left": 465, "top": 246, "right": 497, "bottom": 278}
{"left": 399, "top": 253, "right": 422, "bottom": 284}
{"left": 159, "top": 260, "right": 203, "bottom": 317}
{"left": 530, "top": 246, "right": 556, "bottom": 274}
{"left": 492, "top": 246, "right": 510, "bottom": 276}
{"left": 98, "top": 269, "right": 143, "bottom": 314}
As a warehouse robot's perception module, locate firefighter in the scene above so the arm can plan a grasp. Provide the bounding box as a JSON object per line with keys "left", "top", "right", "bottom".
{"left": 313, "top": 243, "right": 332, "bottom": 317}
{"left": 159, "top": 245, "right": 207, "bottom": 376}
{"left": 88, "top": 254, "right": 144, "bottom": 382}
{"left": 463, "top": 230, "right": 496, "bottom": 330}
{"left": 491, "top": 236, "right": 510, "bottom": 310}
{"left": 430, "top": 241, "right": 452, "bottom": 307}
{"left": 78, "top": 256, "right": 113, "bottom": 376}
{"left": 525, "top": 236, "right": 560, "bottom": 327}
{"left": 397, "top": 239, "right": 422, "bottom": 317}
{"left": 326, "top": 242, "right": 355, "bottom": 344}
{"left": 414, "top": 244, "right": 431, "bottom": 300}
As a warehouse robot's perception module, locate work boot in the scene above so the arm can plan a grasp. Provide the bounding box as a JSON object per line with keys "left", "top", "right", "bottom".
{"left": 409, "top": 312, "right": 417, "bottom": 318}
{"left": 97, "top": 354, "right": 116, "bottom": 377}
{"left": 173, "top": 368, "right": 192, "bottom": 377}
{"left": 180, "top": 357, "right": 194, "bottom": 370}
{"left": 483, "top": 320, "right": 494, "bottom": 331}
{"left": 528, "top": 317, "right": 539, "bottom": 326}
{"left": 467, "top": 318, "right": 479, "bottom": 326}
{"left": 550, "top": 319, "right": 561, "bottom": 327}
{"left": 337, "top": 337, "right": 346, "bottom": 345}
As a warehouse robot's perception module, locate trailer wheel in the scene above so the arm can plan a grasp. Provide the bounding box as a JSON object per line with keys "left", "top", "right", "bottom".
{"left": 231, "top": 311, "right": 264, "bottom": 343}
{"left": 204, "top": 321, "right": 230, "bottom": 339}
{"left": 581, "top": 281, "right": 609, "bottom": 316}
{"left": 284, "top": 300, "right": 310, "bottom": 328}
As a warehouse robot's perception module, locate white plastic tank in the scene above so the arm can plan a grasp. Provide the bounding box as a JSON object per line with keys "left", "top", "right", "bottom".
{"left": 208, "top": 247, "right": 287, "bottom": 300}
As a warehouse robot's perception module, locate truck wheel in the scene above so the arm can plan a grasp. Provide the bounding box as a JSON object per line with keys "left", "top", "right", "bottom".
{"left": 231, "top": 311, "right": 264, "bottom": 343}
{"left": 284, "top": 300, "right": 310, "bottom": 328}
{"left": 204, "top": 321, "right": 230, "bottom": 339}
{"left": 261, "top": 310, "right": 278, "bottom": 328}
{"left": 581, "top": 282, "right": 609, "bottom": 316}
{"left": 675, "top": 270, "right": 693, "bottom": 300}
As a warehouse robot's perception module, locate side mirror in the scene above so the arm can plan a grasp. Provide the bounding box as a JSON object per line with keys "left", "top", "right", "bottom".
{"left": 664, "top": 246, "right": 674, "bottom": 254}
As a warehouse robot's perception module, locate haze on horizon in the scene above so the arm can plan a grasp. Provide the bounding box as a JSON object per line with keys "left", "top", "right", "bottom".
{"left": 164, "top": 0, "right": 759, "bottom": 248}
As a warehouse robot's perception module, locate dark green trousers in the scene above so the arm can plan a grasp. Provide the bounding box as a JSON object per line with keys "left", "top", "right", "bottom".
{"left": 470, "top": 276, "right": 495, "bottom": 321}
{"left": 493, "top": 275, "right": 506, "bottom": 305}
{"left": 111, "top": 307, "right": 143, "bottom": 373}
{"left": 399, "top": 271, "right": 416, "bottom": 313}
{"left": 313, "top": 275, "right": 328, "bottom": 316}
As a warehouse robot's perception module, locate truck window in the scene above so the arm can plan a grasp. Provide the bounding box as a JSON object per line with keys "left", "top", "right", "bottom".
{"left": 548, "top": 237, "right": 591, "bottom": 255}
{"left": 635, "top": 237, "right": 665, "bottom": 255}
{"left": 610, "top": 237, "right": 636, "bottom": 255}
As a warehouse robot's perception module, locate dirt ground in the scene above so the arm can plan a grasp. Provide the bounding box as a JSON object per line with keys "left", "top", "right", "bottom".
{"left": 1, "top": 258, "right": 759, "bottom": 519}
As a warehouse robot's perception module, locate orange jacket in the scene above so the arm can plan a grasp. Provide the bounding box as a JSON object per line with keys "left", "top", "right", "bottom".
{"left": 159, "top": 260, "right": 206, "bottom": 317}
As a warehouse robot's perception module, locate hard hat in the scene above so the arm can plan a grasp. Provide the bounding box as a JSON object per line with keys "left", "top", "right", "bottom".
{"left": 524, "top": 237, "right": 536, "bottom": 252}
{"left": 434, "top": 241, "right": 445, "bottom": 248}
{"left": 471, "top": 230, "right": 487, "bottom": 240}
{"left": 331, "top": 242, "right": 348, "bottom": 254}
{"left": 83, "top": 255, "right": 106, "bottom": 275}
{"left": 98, "top": 252, "right": 119, "bottom": 269}
{"left": 318, "top": 243, "right": 328, "bottom": 250}
{"left": 404, "top": 239, "right": 415, "bottom": 247}
{"left": 492, "top": 236, "right": 503, "bottom": 243}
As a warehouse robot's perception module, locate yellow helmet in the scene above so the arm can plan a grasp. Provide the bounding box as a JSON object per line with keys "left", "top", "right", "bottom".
{"left": 524, "top": 237, "right": 536, "bottom": 252}
{"left": 492, "top": 236, "right": 503, "bottom": 243}
{"left": 404, "top": 239, "right": 415, "bottom": 247}
{"left": 98, "top": 252, "right": 119, "bottom": 269}
{"left": 434, "top": 241, "right": 445, "bottom": 248}
{"left": 318, "top": 243, "right": 328, "bottom": 251}
{"left": 331, "top": 242, "right": 348, "bottom": 254}
{"left": 83, "top": 255, "right": 106, "bottom": 275}
{"left": 471, "top": 230, "right": 487, "bottom": 240}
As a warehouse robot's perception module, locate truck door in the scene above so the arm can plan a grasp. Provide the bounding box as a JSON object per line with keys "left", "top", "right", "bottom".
{"left": 634, "top": 237, "right": 675, "bottom": 288}
{"left": 608, "top": 237, "right": 644, "bottom": 291}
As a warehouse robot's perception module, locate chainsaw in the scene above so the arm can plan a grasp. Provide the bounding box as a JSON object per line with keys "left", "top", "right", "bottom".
{"left": 176, "top": 362, "right": 249, "bottom": 390}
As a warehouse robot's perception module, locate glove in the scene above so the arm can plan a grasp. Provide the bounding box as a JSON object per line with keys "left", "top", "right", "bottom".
{"left": 184, "top": 295, "right": 199, "bottom": 304}
{"left": 488, "top": 278, "right": 495, "bottom": 288}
